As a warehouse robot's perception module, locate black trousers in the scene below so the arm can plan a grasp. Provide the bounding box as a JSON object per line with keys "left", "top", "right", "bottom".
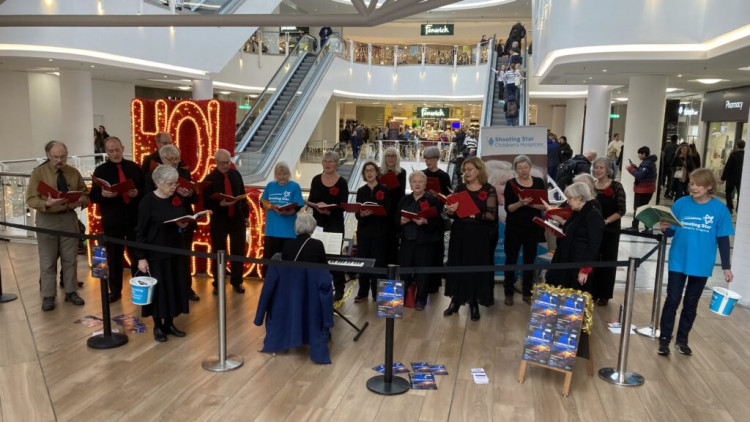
{"left": 356, "top": 234, "right": 387, "bottom": 298}
{"left": 504, "top": 229, "right": 538, "bottom": 297}
{"left": 399, "top": 239, "right": 432, "bottom": 303}
{"left": 726, "top": 182, "right": 740, "bottom": 212}
{"left": 631, "top": 192, "right": 653, "bottom": 229}
{"left": 210, "top": 219, "right": 246, "bottom": 286}
{"left": 591, "top": 228, "right": 620, "bottom": 300}
{"left": 104, "top": 224, "right": 136, "bottom": 295}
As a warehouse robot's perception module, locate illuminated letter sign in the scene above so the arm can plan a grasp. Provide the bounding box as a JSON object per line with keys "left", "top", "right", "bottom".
{"left": 421, "top": 24, "right": 454, "bottom": 36}
{"left": 418, "top": 107, "right": 450, "bottom": 118}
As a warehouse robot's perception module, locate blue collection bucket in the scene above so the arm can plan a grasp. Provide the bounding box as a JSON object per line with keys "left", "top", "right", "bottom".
{"left": 130, "top": 276, "right": 157, "bottom": 306}
{"left": 708, "top": 287, "right": 741, "bottom": 316}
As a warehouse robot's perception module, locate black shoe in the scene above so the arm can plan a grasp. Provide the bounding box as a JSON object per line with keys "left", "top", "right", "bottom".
{"left": 334, "top": 290, "right": 344, "bottom": 301}
{"left": 443, "top": 300, "right": 459, "bottom": 316}
{"left": 232, "top": 284, "right": 245, "bottom": 294}
{"left": 354, "top": 295, "right": 368, "bottom": 303}
{"left": 623, "top": 227, "right": 639, "bottom": 233}
{"left": 597, "top": 298, "right": 609, "bottom": 307}
{"left": 675, "top": 342, "right": 692, "bottom": 356}
{"left": 469, "top": 303, "right": 480, "bottom": 321}
{"left": 189, "top": 291, "right": 200, "bottom": 301}
{"left": 658, "top": 339, "right": 670, "bottom": 356}
{"left": 108, "top": 293, "right": 121, "bottom": 303}
{"left": 42, "top": 296, "right": 55, "bottom": 311}
{"left": 522, "top": 296, "right": 532, "bottom": 304}
{"left": 153, "top": 327, "right": 167, "bottom": 342}
{"left": 504, "top": 295, "right": 514, "bottom": 306}
{"left": 64, "top": 292, "right": 85, "bottom": 306}
{"left": 212, "top": 286, "right": 218, "bottom": 295}
{"left": 165, "top": 324, "right": 186, "bottom": 337}
{"left": 415, "top": 301, "right": 426, "bottom": 311}
{"left": 641, "top": 228, "right": 653, "bottom": 235}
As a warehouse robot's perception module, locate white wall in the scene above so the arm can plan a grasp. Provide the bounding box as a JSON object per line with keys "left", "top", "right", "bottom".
{"left": 213, "top": 50, "right": 286, "bottom": 90}
{"left": 92, "top": 79, "right": 136, "bottom": 152}
{"left": 0, "top": 71, "right": 33, "bottom": 159}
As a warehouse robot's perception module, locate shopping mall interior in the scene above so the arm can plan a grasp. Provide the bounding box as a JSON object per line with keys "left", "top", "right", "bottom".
{"left": 1, "top": 1, "right": 750, "bottom": 420}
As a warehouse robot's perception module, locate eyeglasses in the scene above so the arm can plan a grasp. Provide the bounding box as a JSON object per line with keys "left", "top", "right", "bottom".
{"left": 216, "top": 160, "right": 231, "bottom": 165}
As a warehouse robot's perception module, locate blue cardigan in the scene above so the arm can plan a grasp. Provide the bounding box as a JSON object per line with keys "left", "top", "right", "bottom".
{"left": 254, "top": 265, "right": 334, "bottom": 364}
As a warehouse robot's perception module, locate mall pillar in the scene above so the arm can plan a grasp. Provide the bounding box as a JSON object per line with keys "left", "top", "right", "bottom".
{"left": 621, "top": 75, "right": 668, "bottom": 214}
{"left": 728, "top": 112, "right": 750, "bottom": 307}
{"left": 192, "top": 79, "right": 213, "bottom": 100}
{"left": 565, "top": 98, "right": 585, "bottom": 155}
{"left": 59, "top": 69, "right": 94, "bottom": 156}
{"left": 582, "top": 85, "right": 612, "bottom": 155}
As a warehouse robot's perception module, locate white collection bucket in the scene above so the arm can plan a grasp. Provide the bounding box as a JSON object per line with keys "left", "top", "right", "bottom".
{"left": 708, "top": 287, "right": 741, "bottom": 316}
{"left": 130, "top": 276, "right": 157, "bottom": 305}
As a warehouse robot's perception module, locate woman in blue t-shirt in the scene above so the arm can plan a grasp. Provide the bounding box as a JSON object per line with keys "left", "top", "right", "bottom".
{"left": 658, "top": 169, "right": 734, "bottom": 356}
{"left": 260, "top": 162, "right": 304, "bottom": 276}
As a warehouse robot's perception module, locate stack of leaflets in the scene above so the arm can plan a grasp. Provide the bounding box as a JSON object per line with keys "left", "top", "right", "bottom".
{"left": 112, "top": 314, "right": 147, "bottom": 333}
{"left": 372, "top": 362, "right": 410, "bottom": 374}
{"left": 411, "top": 362, "right": 449, "bottom": 375}
{"left": 91, "top": 245, "right": 108, "bottom": 279}
{"left": 471, "top": 368, "right": 489, "bottom": 384}
{"left": 377, "top": 279, "right": 404, "bottom": 318}
{"left": 74, "top": 315, "right": 103, "bottom": 327}
{"left": 409, "top": 373, "right": 437, "bottom": 390}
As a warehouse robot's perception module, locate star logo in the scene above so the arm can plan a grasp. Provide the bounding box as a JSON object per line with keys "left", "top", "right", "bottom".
{"left": 703, "top": 214, "right": 714, "bottom": 225}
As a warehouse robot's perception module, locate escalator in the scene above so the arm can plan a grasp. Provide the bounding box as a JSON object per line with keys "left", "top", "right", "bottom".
{"left": 490, "top": 55, "right": 510, "bottom": 126}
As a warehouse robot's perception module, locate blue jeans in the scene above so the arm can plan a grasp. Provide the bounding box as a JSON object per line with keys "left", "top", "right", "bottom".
{"left": 659, "top": 271, "right": 708, "bottom": 344}
{"left": 506, "top": 117, "right": 519, "bottom": 126}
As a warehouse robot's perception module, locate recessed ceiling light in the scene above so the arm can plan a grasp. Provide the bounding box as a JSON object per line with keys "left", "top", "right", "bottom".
{"left": 90, "top": 65, "right": 95, "bottom": 68}
{"left": 693, "top": 79, "right": 724, "bottom": 84}
{"left": 666, "top": 87, "right": 683, "bottom": 92}
{"left": 48, "top": 59, "right": 53, "bottom": 62}
{"left": 602, "top": 69, "right": 607, "bottom": 72}
{"left": 177, "top": 86, "right": 191, "bottom": 90}
{"left": 615, "top": 97, "right": 628, "bottom": 102}
{"left": 219, "top": 90, "right": 232, "bottom": 95}
{"left": 163, "top": 75, "right": 168, "bottom": 78}
{"left": 588, "top": 77, "right": 593, "bottom": 80}
{"left": 677, "top": 74, "right": 683, "bottom": 77}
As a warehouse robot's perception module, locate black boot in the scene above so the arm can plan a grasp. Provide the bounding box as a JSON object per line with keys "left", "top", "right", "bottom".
{"left": 443, "top": 299, "right": 460, "bottom": 316}
{"left": 469, "top": 302, "right": 480, "bottom": 321}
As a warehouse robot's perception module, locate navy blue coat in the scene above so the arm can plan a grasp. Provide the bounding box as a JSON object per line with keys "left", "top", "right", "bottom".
{"left": 254, "top": 265, "right": 334, "bottom": 364}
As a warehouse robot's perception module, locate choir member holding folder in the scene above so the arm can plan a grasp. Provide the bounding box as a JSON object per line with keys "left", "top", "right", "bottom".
{"left": 503, "top": 155, "right": 547, "bottom": 306}
{"left": 422, "top": 146, "right": 451, "bottom": 294}
{"left": 443, "top": 158, "right": 498, "bottom": 321}
{"left": 353, "top": 162, "right": 391, "bottom": 302}
{"left": 261, "top": 162, "right": 304, "bottom": 277}
{"left": 89, "top": 137, "right": 144, "bottom": 303}
{"left": 397, "top": 171, "right": 443, "bottom": 311}
{"left": 308, "top": 150, "right": 349, "bottom": 301}
{"left": 380, "top": 147, "right": 406, "bottom": 266}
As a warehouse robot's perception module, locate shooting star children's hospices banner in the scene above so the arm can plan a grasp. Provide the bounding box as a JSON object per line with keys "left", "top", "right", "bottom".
{"left": 479, "top": 126, "right": 548, "bottom": 279}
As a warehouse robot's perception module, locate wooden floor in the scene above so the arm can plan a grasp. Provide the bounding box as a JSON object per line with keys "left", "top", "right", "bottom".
{"left": 2, "top": 241, "right": 750, "bottom": 422}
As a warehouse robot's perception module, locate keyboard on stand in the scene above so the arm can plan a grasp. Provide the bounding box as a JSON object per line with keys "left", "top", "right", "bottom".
{"left": 326, "top": 255, "right": 376, "bottom": 268}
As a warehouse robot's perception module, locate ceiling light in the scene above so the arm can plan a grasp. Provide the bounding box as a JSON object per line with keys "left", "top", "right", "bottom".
{"left": 90, "top": 65, "right": 95, "bottom": 68}
{"left": 693, "top": 79, "right": 723, "bottom": 84}
{"left": 666, "top": 87, "right": 683, "bottom": 92}
{"left": 219, "top": 91, "right": 232, "bottom": 95}
{"left": 677, "top": 74, "right": 683, "bottom": 77}
{"left": 602, "top": 69, "right": 607, "bottom": 72}
{"left": 177, "top": 86, "right": 191, "bottom": 90}
{"left": 614, "top": 97, "right": 628, "bottom": 102}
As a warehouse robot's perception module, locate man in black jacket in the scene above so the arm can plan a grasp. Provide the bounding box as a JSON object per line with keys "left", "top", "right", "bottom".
{"left": 203, "top": 149, "right": 250, "bottom": 294}
{"left": 721, "top": 139, "right": 745, "bottom": 214}
{"left": 141, "top": 132, "right": 173, "bottom": 172}
{"left": 90, "top": 137, "right": 145, "bottom": 302}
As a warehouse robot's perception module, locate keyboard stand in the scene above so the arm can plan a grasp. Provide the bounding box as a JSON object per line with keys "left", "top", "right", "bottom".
{"left": 334, "top": 309, "right": 369, "bottom": 341}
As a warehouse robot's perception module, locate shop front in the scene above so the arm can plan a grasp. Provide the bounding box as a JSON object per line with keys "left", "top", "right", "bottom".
{"left": 701, "top": 86, "right": 750, "bottom": 197}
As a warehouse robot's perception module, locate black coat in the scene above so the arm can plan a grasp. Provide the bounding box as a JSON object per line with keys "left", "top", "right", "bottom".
{"left": 89, "top": 159, "right": 145, "bottom": 229}
{"left": 547, "top": 200, "right": 604, "bottom": 290}
{"left": 721, "top": 150, "right": 744, "bottom": 185}
{"left": 202, "top": 168, "right": 250, "bottom": 223}
{"left": 281, "top": 234, "right": 328, "bottom": 263}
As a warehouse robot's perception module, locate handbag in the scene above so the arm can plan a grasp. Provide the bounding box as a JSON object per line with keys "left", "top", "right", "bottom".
{"left": 404, "top": 284, "right": 417, "bottom": 308}
{"left": 673, "top": 167, "right": 684, "bottom": 180}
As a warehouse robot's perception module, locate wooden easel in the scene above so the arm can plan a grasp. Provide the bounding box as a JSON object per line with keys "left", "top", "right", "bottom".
{"left": 517, "top": 332, "right": 594, "bottom": 397}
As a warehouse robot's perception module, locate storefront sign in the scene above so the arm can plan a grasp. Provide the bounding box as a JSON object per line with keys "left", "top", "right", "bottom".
{"left": 420, "top": 24, "right": 454, "bottom": 36}
{"left": 701, "top": 86, "right": 750, "bottom": 122}
{"left": 280, "top": 26, "right": 309, "bottom": 33}
{"left": 417, "top": 107, "right": 449, "bottom": 118}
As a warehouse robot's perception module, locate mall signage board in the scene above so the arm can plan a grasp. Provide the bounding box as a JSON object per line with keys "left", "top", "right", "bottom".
{"left": 701, "top": 86, "right": 750, "bottom": 122}
{"left": 417, "top": 107, "right": 450, "bottom": 118}
{"left": 420, "top": 24, "right": 454, "bottom": 36}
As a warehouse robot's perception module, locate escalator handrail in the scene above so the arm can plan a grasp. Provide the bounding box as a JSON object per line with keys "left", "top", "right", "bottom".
{"left": 234, "top": 34, "right": 317, "bottom": 152}
{"left": 481, "top": 37, "right": 497, "bottom": 128}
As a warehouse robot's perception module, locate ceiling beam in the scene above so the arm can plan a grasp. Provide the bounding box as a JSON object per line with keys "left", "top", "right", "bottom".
{"left": 372, "top": 0, "right": 461, "bottom": 25}
{"left": 366, "top": 0, "right": 379, "bottom": 15}
{"left": 350, "top": 0, "right": 368, "bottom": 16}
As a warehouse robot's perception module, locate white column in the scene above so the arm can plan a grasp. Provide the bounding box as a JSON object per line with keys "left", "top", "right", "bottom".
{"left": 730, "top": 111, "right": 750, "bottom": 306}
{"left": 192, "top": 79, "right": 213, "bottom": 100}
{"left": 582, "top": 85, "right": 612, "bottom": 155}
{"left": 565, "top": 98, "right": 585, "bottom": 155}
{"left": 59, "top": 69, "right": 93, "bottom": 156}
{"left": 551, "top": 105, "right": 566, "bottom": 136}
{"left": 621, "top": 75, "right": 668, "bottom": 214}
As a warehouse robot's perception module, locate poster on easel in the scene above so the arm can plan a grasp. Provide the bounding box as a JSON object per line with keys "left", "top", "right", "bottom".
{"left": 478, "top": 126, "right": 549, "bottom": 279}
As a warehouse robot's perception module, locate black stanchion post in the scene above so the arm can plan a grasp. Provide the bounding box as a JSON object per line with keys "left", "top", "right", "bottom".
{"left": 87, "top": 275, "right": 128, "bottom": 349}
{"left": 366, "top": 264, "right": 410, "bottom": 395}
{"left": 637, "top": 235, "right": 667, "bottom": 338}
{"left": 202, "top": 250, "right": 243, "bottom": 372}
{"left": 599, "top": 257, "right": 645, "bottom": 387}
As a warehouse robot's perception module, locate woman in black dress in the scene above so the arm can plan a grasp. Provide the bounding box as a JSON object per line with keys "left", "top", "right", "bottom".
{"left": 671, "top": 144, "right": 696, "bottom": 200}
{"left": 590, "top": 158, "right": 626, "bottom": 306}
{"left": 397, "top": 171, "right": 443, "bottom": 311}
{"left": 545, "top": 182, "right": 604, "bottom": 292}
{"left": 354, "top": 161, "right": 390, "bottom": 302}
{"left": 503, "top": 154, "right": 546, "bottom": 306}
{"left": 380, "top": 147, "right": 406, "bottom": 265}
{"left": 135, "top": 165, "right": 191, "bottom": 342}
{"left": 307, "top": 150, "right": 349, "bottom": 301}
{"left": 444, "top": 157, "right": 498, "bottom": 321}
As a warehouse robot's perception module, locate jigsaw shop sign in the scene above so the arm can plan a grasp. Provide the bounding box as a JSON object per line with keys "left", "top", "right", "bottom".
{"left": 417, "top": 107, "right": 450, "bottom": 119}
{"left": 421, "top": 24, "right": 454, "bottom": 36}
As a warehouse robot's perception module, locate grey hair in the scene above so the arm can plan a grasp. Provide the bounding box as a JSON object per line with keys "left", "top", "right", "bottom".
{"left": 159, "top": 144, "right": 180, "bottom": 161}
{"left": 409, "top": 170, "right": 427, "bottom": 184}
{"left": 152, "top": 164, "right": 178, "bottom": 185}
{"left": 274, "top": 161, "right": 291, "bottom": 175}
{"left": 381, "top": 146, "right": 402, "bottom": 174}
{"left": 565, "top": 182, "right": 593, "bottom": 202}
{"left": 513, "top": 154, "right": 532, "bottom": 169}
{"left": 423, "top": 146, "right": 440, "bottom": 159}
{"left": 572, "top": 173, "right": 597, "bottom": 198}
{"left": 295, "top": 212, "right": 317, "bottom": 235}
{"left": 591, "top": 157, "right": 613, "bottom": 178}
{"left": 323, "top": 150, "right": 340, "bottom": 166}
